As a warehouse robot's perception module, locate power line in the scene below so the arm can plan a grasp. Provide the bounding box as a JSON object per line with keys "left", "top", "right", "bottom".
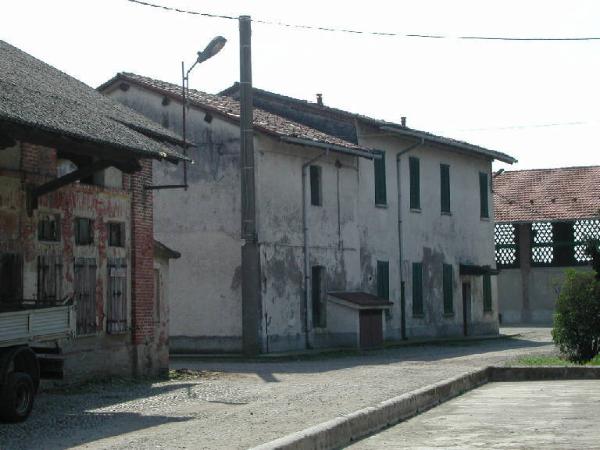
{"left": 127, "top": 0, "right": 600, "bottom": 42}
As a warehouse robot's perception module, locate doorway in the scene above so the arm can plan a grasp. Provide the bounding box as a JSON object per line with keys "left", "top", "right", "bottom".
{"left": 462, "top": 281, "right": 471, "bottom": 336}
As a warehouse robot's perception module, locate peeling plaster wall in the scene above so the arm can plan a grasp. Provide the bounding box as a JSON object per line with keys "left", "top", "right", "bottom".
{"left": 106, "top": 85, "right": 243, "bottom": 353}
{"left": 0, "top": 142, "right": 165, "bottom": 381}
{"left": 255, "top": 136, "right": 362, "bottom": 352}
{"left": 357, "top": 122, "right": 499, "bottom": 339}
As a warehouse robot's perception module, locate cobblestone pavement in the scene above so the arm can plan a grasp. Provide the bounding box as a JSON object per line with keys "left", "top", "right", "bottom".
{"left": 349, "top": 379, "right": 600, "bottom": 449}
{"left": 0, "top": 327, "right": 553, "bottom": 450}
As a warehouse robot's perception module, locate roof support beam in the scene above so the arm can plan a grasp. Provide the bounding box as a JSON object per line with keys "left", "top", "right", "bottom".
{"left": 26, "top": 159, "right": 116, "bottom": 216}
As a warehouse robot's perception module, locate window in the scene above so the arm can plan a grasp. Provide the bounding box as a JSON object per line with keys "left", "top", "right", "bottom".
{"left": 483, "top": 274, "right": 492, "bottom": 312}
{"left": 108, "top": 222, "right": 125, "bottom": 247}
{"left": 479, "top": 172, "right": 489, "bottom": 218}
{"left": 442, "top": 263, "right": 453, "bottom": 314}
{"left": 310, "top": 165, "right": 322, "bottom": 206}
{"left": 74, "top": 257, "right": 97, "bottom": 335}
{"left": 412, "top": 262, "right": 423, "bottom": 316}
{"left": 409, "top": 157, "right": 420, "bottom": 210}
{"left": 38, "top": 214, "right": 60, "bottom": 242}
{"left": 376, "top": 260, "right": 389, "bottom": 300}
{"left": 440, "top": 164, "right": 450, "bottom": 214}
{"left": 0, "top": 253, "right": 22, "bottom": 304}
{"left": 37, "top": 255, "right": 63, "bottom": 303}
{"left": 107, "top": 258, "right": 128, "bottom": 334}
{"left": 311, "top": 265, "right": 326, "bottom": 328}
{"left": 74, "top": 218, "right": 94, "bottom": 246}
{"left": 374, "top": 150, "right": 387, "bottom": 205}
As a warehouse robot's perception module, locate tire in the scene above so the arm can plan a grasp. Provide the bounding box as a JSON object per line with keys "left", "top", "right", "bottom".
{"left": 0, "top": 372, "right": 35, "bottom": 422}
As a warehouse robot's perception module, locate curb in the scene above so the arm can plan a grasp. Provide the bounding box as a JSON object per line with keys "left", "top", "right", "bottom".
{"left": 251, "top": 366, "right": 600, "bottom": 450}
{"left": 251, "top": 367, "right": 490, "bottom": 450}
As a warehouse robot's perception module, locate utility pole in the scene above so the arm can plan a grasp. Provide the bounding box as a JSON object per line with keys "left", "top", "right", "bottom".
{"left": 239, "top": 15, "right": 261, "bottom": 355}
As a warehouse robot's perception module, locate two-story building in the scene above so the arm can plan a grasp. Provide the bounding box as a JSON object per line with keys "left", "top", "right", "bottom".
{"left": 0, "top": 41, "right": 185, "bottom": 380}
{"left": 100, "top": 74, "right": 515, "bottom": 354}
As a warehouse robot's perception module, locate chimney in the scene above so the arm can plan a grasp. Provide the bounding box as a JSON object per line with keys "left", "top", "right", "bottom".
{"left": 316, "top": 93, "right": 323, "bottom": 106}
{"left": 401, "top": 116, "right": 407, "bottom": 127}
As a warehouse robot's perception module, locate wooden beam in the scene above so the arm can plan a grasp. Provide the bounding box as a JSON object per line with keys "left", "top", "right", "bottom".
{"left": 27, "top": 159, "right": 115, "bottom": 215}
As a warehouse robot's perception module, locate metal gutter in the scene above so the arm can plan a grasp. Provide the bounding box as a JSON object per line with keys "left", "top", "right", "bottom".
{"left": 301, "top": 149, "right": 329, "bottom": 350}
{"left": 396, "top": 139, "right": 424, "bottom": 340}
{"left": 280, "top": 136, "right": 378, "bottom": 160}
{"left": 380, "top": 126, "right": 517, "bottom": 164}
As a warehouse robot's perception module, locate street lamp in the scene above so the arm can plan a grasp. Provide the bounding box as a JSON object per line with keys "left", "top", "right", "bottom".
{"left": 181, "top": 36, "right": 227, "bottom": 189}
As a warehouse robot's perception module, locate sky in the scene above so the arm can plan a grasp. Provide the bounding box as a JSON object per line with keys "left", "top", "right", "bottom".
{"left": 2, "top": 0, "right": 600, "bottom": 171}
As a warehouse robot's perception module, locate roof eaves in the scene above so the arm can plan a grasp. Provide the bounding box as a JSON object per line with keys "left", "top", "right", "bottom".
{"left": 380, "top": 125, "right": 517, "bottom": 164}
{"left": 280, "top": 136, "right": 377, "bottom": 159}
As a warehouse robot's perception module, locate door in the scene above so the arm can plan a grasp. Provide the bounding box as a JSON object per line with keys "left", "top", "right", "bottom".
{"left": 462, "top": 282, "right": 471, "bottom": 336}
{"left": 74, "top": 257, "right": 97, "bottom": 335}
{"left": 359, "top": 309, "right": 383, "bottom": 349}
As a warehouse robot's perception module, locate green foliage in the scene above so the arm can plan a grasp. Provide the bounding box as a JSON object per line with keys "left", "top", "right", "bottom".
{"left": 585, "top": 238, "right": 600, "bottom": 280}
{"left": 552, "top": 270, "right": 600, "bottom": 363}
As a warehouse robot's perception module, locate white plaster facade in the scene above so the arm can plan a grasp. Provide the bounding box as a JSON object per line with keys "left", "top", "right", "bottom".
{"left": 103, "top": 81, "right": 502, "bottom": 353}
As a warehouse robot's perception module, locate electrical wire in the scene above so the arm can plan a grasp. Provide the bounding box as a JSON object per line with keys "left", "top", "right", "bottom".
{"left": 127, "top": 0, "right": 600, "bottom": 42}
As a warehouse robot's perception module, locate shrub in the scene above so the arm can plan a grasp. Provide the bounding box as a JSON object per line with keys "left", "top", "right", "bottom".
{"left": 552, "top": 269, "right": 600, "bottom": 363}
{"left": 585, "top": 238, "right": 600, "bottom": 280}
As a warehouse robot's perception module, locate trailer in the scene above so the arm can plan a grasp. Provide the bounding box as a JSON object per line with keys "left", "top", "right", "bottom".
{"left": 0, "top": 299, "right": 73, "bottom": 422}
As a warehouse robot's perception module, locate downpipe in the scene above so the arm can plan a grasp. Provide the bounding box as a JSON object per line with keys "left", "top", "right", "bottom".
{"left": 302, "top": 149, "right": 328, "bottom": 350}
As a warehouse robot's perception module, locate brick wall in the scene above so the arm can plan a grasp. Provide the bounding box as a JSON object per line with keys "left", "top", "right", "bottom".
{"left": 129, "top": 159, "right": 155, "bottom": 344}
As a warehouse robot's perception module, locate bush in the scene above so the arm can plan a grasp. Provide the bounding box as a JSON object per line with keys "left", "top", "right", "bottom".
{"left": 552, "top": 269, "right": 600, "bottom": 363}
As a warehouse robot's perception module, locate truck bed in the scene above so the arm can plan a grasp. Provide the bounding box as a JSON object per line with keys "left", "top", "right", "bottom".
{"left": 0, "top": 305, "right": 72, "bottom": 347}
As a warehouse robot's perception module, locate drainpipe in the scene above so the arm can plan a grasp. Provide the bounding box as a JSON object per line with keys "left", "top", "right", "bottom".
{"left": 396, "top": 138, "right": 424, "bottom": 339}
{"left": 302, "top": 149, "right": 328, "bottom": 349}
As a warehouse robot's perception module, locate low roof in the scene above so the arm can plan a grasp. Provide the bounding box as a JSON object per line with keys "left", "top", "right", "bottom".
{"left": 0, "top": 41, "right": 187, "bottom": 163}
{"left": 154, "top": 240, "right": 181, "bottom": 260}
{"left": 494, "top": 166, "right": 600, "bottom": 223}
{"left": 98, "top": 73, "right": 376, "bottom": 159}
{"left": 328, "top": 292, "right": 392, "bottom": 308}
{"left": 220, "top": 83, "right": 516, "bottom": 164}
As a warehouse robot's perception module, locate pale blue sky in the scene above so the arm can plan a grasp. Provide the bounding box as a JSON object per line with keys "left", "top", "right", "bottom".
{"left": 3, "top": 0, "right": 599, "bottom": 170}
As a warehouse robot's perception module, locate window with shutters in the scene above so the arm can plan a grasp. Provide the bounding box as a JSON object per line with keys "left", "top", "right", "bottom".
{"left": 479, "top": 172, "right": 489, "bottom": 218}
{"left": 74, "top": 218, "right": 94, "bottom": 246}
{"left": 412, "top": 262, "right": 423, "bottom": 316}
{"left": 442, "top": 263, "right": 453, "bottom": 315}
{"left": 483, "top": 274, "right": 492, "bottom": 312}
{"left": 37, "top": 254, "right": 63, "bottom": 303}
{"left": 108, "top": 222, "right": 125, "bottom": 247}
{"left": 107, "top": 258, "right": 128, "bottom": 334}
{"left": 38, "top": 214, "right": 61, "bottom": 242}
{"left": 440, "top": 164, "right": 451, "bottom": 214}
{"left": 409, "top": 157, "right": 420, "bottom": 210}
{"left": 0, "top": 253, "right": 22, "bottom": 305}
{"left": 376, "top": 260, "right": 389, "bottom": 300}
{"left": 374, "top": 150, "right": 387, "bottom": 205}
{"left": 311, "top": 265, "right": 326, "bottom": 328}
{"left": 309, "top": 165, "right": 322, "bottom": 206}
{"left": 74, "top": 258, "right": 97, "bottom": 335}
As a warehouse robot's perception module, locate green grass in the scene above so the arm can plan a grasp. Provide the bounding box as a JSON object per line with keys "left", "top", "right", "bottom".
{"left": 512, "top": 354, "right": 600, "bottom": 367}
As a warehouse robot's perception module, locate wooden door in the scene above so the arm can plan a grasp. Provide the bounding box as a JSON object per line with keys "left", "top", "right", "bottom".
{"left": 359, "top": 309, "right": 383, "bottom": 349}
{"left": 462, "top": 282, "right": 471, "bottom": 336}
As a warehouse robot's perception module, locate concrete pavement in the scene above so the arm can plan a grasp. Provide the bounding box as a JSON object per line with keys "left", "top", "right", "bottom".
{"left": 349, "top": 380, "right": 600, "bottom": 449}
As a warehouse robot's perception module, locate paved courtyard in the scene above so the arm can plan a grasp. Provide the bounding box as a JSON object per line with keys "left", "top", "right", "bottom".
{"left": 349, "top": 380, "right": 600, "bottom": 449}
{"left": 0, "top": 327, "right": 553, "bottom": 449}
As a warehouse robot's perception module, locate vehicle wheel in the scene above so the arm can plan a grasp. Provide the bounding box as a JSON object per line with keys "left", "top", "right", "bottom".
{"left": 0, "top": 372, "right": 35, "bottom": 422}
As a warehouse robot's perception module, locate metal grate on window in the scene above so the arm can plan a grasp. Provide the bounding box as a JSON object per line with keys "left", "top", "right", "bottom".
{"left": 531, "top": 222, "right": 554, "bottom": 264}
{"left": 107, "top": 258, "right": 128, "bottom": 334}
{"left": 494, "top": 223, "right": 518, "bottom": 267}
{"left": 573, "top": 219, "right": 600, "bottom": 262}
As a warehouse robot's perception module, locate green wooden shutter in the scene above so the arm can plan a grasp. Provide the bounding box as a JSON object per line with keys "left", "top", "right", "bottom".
{"left": 483, "top": 274, "right": 492, "bottom": 312}
{"left": 479, "top": 172, "right": 489, "bottom": 218}
{"left": 310, "top": 165, "right": 322, "bottom": 206}
{"left": 409, "top": 157, "right": 420, "bottom": 209}
{"left": 377, "top": 260, "right": 389, "bottom": 300}
{"left": 440, "top": 164, "right": 450, "bottom": 213}
{"left": 412, "top": 262, "right": 423, "bottom": 315}
{"left": 374, "top": 151, "right": 387, "bottom": 205}
{"left": 443, "top": 263, "right": 453, "bottom": 314}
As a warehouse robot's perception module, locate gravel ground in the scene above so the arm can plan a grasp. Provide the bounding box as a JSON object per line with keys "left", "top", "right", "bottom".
{"left": 0, "top": 327, "right": 553, "bottom": 450}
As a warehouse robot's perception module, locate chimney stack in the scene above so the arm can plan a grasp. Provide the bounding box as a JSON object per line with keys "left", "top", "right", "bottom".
{"left": 401, "top": 116, "right": 407, "bottom": 127}
{"left": 316, "top": 93, "right": 323, "bottom": 106}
